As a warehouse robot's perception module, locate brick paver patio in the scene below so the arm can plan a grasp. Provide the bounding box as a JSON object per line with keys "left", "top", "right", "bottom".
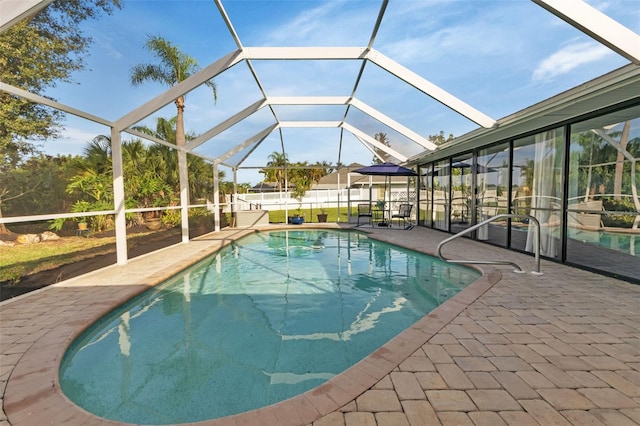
{"left": 1, "top": 225, "right": 639, "bottom": 425}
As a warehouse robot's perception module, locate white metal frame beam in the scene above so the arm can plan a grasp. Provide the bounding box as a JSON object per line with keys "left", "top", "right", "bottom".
{"left": 213, "top": 0, "right": 243, "bottom": 50}
{"left": 216, "top": 123, "right": 278, "bottom": 163}
{"left": 116, "top": 49, "right": 244, "bottom": 130}
{"left": 0, "top": 82, "right": 113, "bottom": 127}
{"left": 188, "top": 98, "right": 268, "bottom": 149}
{"left": 110, "top": 128, "right": 128, "bottom": 264}
{"left": 182, "top": 95, "right": 437, "bottom": 167}
{"left": 532, "top": 0, "right": 640, "bottom": 64}
{"left": 241, "top": 47, "right": 495, "bottom": 129}
{"left": 109, "top": 43, "right": 494, "bottom": 166}
{"left": 354, "top": 135, "right": 387, "bottom": 163}
{"left": 0, "top": 0, "right": 54, "bottom": 33}
{"left": 349, "top": 98, "right": 437, "bottom": 150}
{"left": 267, "top": 96, "right": 436, "bottom": 149}
{"left": 342, "top": 122, "right": 407, "bottom": 162}
{"left": 365, "top": 50, "right": 496, "bottom": 128}
{"left": 124, "top": 128, "right": 187, "bottom": 152}
{"left": 367, "top": 0, "right": 388, "bottom": 50}
{"left": 210, "top": 118, "right": 409, "bottom": 169}
{"left": 0, "top": 40, "right": 507, "bottom": 181}
{"left": 232, "top": 134, "right": 269, "bottom": 168}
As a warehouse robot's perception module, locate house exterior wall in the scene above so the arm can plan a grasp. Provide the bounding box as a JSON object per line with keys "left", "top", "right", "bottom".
{"left": 417, "top": 103, "right": 640, "bottom": 283}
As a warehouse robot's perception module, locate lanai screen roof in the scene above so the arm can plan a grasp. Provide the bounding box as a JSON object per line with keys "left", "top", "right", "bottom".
{"left": 2, "top": 0, "right": 639, "bottom": 184}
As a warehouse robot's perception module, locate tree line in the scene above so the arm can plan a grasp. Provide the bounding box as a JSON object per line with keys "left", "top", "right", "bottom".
{"left": 259, "top": 151, "right": 333, "bottom": 200}
{"left": 3, "top": 118, "right": 253, "bottom": 233}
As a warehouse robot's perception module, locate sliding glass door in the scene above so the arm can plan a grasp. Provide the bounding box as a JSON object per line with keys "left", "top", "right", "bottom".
{"left": 450, "top": 153, "right": 473, "bottom": 234}
{"left": 476, "top": 143, "right": 510, "bottom": 246}
{"left": 433, "top": 160, "right": 450, "bottom": 231}
{"left": 418, "top": 164, "right": 433, "bottom": 227}
{"left": 511, "top": 129, "right": 565, "bottom": 259}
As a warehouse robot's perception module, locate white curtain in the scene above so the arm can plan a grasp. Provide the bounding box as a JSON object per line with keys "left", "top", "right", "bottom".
{"left": 526, "top": 130, "right": 561, "bottom": 257}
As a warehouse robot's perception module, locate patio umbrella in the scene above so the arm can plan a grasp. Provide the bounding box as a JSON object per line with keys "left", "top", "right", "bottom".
{"left": 353, "top": 163, "right": 418, "bottom": 177}
{"left": 353, "top": 163, "right": 417, "bottom": 226}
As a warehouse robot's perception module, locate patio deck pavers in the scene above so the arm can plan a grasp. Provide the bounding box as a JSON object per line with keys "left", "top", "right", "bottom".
{"left": 1, "top": 224, "right": 639, "bottom": 426}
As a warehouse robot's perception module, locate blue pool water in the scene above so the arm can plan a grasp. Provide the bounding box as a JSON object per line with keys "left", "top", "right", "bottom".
{"left": 568, "top": 229, "right": 639, "bottom": 257}
{"left": 60, "top": 230, "right": 480, "bottom": 424}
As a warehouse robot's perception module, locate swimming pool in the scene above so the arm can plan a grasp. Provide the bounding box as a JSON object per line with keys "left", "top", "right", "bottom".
{"left": 60, "top": 230, "right": 479, "bottom": 424}
{"left": 568, "top": 228, "right": 639, "bottom": 257}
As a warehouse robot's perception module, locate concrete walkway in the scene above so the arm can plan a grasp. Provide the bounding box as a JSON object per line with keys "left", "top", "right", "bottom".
{"left": 1, "top": 225, "right": 639, "bottom": 426}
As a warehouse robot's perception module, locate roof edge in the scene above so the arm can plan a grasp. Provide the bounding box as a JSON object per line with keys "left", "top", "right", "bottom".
{"left": 408, "top": 63, "right": 640, "bottom": 166}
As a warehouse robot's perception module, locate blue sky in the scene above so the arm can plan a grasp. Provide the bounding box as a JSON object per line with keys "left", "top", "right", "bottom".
{"left": 41, "top": 0, "right": 639, "bottom": 184}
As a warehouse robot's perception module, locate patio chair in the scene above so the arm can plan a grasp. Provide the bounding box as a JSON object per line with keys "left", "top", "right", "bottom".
{"left": 357, "top": 203, "right": 372, "bottom": 226}
{"left": 391, "top": 204, "right": 413, "bottom": 229}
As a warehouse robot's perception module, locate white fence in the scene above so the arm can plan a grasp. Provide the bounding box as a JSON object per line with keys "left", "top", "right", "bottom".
{"left": 226, "top": 188, "right": 416, "bottom": 222}
{"left": 232, "top": 188, "right": 356, "bottom": 211}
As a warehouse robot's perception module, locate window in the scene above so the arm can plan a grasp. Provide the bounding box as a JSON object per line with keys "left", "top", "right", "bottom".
{"left": 476, "top": 143, "right": 510, "bottom": 245}
{"left": 567, "top": 107, "right": 640, "bottom": 280}
{"left": 433, "top": 160, "right": 450, "bottom": 231}
{"left": 418, "top": 164, "right": 433, "bottom": 227}
{"left": 512, "top": 128, "right": 565, "bottom": 259}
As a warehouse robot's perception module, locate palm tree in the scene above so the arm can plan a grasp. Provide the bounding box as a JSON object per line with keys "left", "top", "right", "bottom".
{"left": 261, "top": 151, "right": 289, "bottom": 192}
{"left": 134, "top": 117, "right": 219, "bottom": 200}
{"left": 133, "top": 117, "right": 180, "bottom": 188}
{"left": 73, "top": 135, "right": 112, "bottom": 176}
{"left": 130, "top": 35, "right": 217, "bottom": 149}
{"left": 310, "top": 161, "right": 332, "bottom": 181}
{"left": 130, "top": 36, "right": 218, "bottom": 232}
{"left": 317, "top": 160, "right": 334, "bottom": 175}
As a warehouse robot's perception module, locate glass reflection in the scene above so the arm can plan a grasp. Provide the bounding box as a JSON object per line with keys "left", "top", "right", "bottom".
{"left": 418, "top": 164, "right": 433, "bottom": 227}
{"left": 416, "top": 105, "right": 639, "bottom": 282}
{"left": 476, "top": 143, "right": 510, "bottom": 245}
{"left": 511, "top": 129, "right": 565, "bottom": 258}
{"left": 567, "top": 112, "right": 640, "bottom": 279}
{"left": 450, "top": 153, "right": 473, "bottom": 234}
{"left": 433, "top": 160, "right": 450, "bottom": 231}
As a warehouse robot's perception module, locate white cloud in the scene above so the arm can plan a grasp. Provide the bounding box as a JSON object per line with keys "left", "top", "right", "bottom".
{"left": 264, "top": 0, "right": 376, "bottom": 46}
{"left": 82, "top": 19, "right": 124, "bottom": 61}
{"left": 264, "top": 1, "right": 344, "bottom": 44}
{"left": 99, "top": 41, "right": 123, "bottom": 60}
{"left": 585, "top": 0, "right": 612, "bottom": 12}
{"left": 376, "top": 1, "right": 525, "bottom": 67}
{"left": 40, "top": 126, "right": 102, "bottom": 156}
{"left": 532, "top": 41, "right": 613, "bottom": 82}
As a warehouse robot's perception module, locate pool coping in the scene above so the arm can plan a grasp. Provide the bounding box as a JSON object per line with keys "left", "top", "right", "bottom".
{"left": 2, "top": 224, "right": 500, "bottom": 426}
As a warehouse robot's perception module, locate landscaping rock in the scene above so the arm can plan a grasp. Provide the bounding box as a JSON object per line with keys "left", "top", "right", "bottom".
{"left": 16, "top": 233, "right": 41, "bottom": 244}
{"left": 39, "top": 231, "right": 60, "bottom": 241}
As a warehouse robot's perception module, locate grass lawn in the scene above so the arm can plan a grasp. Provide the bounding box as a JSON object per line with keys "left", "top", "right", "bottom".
{"left": 0, "top": 230, "right": 177, "bottom": 284}
{"left": 0, "top": 237, "right": 115, "bottom": 284}
{"left": 267, "top": 207, "right": 356, "bottom": 223}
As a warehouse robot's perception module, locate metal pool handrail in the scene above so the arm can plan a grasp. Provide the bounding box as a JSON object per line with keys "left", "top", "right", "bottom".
{"left": 437, "top": 214, "right": 542, "bottom": 275}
